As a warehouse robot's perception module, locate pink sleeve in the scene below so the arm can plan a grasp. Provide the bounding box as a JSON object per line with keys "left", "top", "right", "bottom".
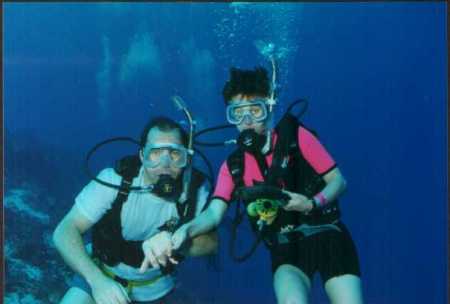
{"left": 212, "top": 161, "right": 235, "bottom": 203}
{"left": 298, "top": 126, "right": 336, "bottom": 175}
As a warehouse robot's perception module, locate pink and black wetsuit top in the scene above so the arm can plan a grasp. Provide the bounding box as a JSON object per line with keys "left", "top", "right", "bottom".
{"left": 212, "top": 126, "right": 338, "bottom": 238}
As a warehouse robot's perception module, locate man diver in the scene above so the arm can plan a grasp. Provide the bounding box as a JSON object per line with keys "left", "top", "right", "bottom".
{"left": 53, "top": 116, "right": 217, "bottom": 304}
{"left": 172, "top": 67, "right": 364, "bottom": 304}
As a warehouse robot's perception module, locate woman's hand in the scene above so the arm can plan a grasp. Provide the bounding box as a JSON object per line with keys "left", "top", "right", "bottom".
{"left": 282, "top": 190, "right": 314, "bottom": 213}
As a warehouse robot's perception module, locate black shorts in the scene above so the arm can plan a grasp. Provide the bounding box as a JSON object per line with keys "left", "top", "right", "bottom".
{"left": 270, "top": 221, "right": 360, "bottom": 283}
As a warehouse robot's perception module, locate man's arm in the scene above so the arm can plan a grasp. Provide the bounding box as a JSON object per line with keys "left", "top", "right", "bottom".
{"left": 185, "top": 230, "right": 218, "bottom": 256}
{"left": 53, "top": 206, "right": 104, "bottom": 285}
{"left": 53, "top": 206, "right": 130, "bottom": 303}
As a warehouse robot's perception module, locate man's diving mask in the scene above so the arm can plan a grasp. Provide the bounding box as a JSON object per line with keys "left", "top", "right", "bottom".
{"left": 226, "top": 100, "right": 268, "bottom": 125}
{"left": 142, "top": 143, "right": 193, "bottom": 169}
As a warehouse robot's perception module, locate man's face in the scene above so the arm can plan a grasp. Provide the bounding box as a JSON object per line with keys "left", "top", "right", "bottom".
{"left": 228, "top": 94, "right": 268, "bottom": 135}
{"left": 140, "top": 127, "right": 184, "bottom": 184}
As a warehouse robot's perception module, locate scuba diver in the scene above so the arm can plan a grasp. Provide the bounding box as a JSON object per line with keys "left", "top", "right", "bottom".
{"left": 171, "top": 66, "right": 364, "bottom": 304}
{"left": 53, "top": 102, "right": 217, "bottom": 303}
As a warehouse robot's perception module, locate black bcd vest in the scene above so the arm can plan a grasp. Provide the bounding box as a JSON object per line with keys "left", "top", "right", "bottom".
{"left": 227, "top": 113, "right": 341, "bottom": 241}
{"left": 91, "top": 155, "right": 207, "bottom": 268}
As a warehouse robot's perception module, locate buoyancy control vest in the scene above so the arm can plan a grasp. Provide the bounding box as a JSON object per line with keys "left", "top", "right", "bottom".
{"left": 91, "top": 155, "right": 207, "bottom": 268}
{"left": 227, "top": 113, "right": 341, "bottom": 246}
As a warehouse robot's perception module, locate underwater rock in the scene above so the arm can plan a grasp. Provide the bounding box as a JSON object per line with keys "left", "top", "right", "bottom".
{"left": 5, "top": 195, "right": 73, "bottom": 303}
{"left": 5, "top": 188, "right": 50, "bottom": 224}
{"left": 4, "top": 293, "right": 44, "bottom": 304}
{"left": 5, "top": 169, "right": 74, "bottom": 302}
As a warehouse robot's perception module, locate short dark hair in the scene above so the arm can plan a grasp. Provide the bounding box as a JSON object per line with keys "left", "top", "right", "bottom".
{"left": 139, "top": 116, "right": 188, "bottom": 148}
{"left": 222, "top": 66, "right": 271, "bottom": 104}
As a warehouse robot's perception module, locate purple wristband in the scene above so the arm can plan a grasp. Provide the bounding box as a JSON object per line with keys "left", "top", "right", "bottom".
{"left": 314, "top": 192, "right": 328, "bottom": 207}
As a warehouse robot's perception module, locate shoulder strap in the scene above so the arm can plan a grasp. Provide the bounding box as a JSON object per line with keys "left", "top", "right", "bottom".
{"left": 227, "top": 148, "right": 245, "bottom": 190}
{"left": 266, "top": 113, "right": 299, "bottom": 187}
{"left": 178, "top": 168, "right": 206, "bottom": 223}
{"left": 92, "top": 155, "right": 142, "bottom": 266}
{"left": 225, "top": 148, "right": 247, "bottom": 224}
{"left": 111, "top": 154, "right": 141, "bottom": 214}
{"left": 114, "top": 154, "right": 141, "bottom": 180}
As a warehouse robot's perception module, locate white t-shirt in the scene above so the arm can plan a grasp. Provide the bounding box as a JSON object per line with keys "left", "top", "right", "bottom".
{"left": 75, "top": 167, "right": 209, "bottom": 301}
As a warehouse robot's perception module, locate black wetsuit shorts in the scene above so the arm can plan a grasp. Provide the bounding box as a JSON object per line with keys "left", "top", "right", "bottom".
{"left": 270, "top": 221, "right": 361, "bottom": 283}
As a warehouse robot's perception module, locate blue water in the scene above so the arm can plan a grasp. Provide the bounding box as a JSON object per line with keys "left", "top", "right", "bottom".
{"left": 4, "top": 2, "right": 447, "bottom": 304}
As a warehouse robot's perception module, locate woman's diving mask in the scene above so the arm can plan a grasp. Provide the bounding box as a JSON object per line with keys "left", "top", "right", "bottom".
{"left": 226, "top": 99, "right": 268, "bottom": 125}
{"left": 142, "top": 143, "right": 193, "bottom": 169}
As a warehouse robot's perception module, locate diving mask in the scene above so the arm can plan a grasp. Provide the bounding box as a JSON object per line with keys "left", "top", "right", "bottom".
{"left": 226, "top": 100, "right": 268, "bottom": 125}
{"left": 142, "top": 143, "right": 193, "bottom": 169}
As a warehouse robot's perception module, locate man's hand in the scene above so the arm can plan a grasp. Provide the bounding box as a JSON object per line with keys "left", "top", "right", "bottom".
{"left": 90, "top": 274, "right": 131, "bottom": 304}
{"left": 171, "top": 224, "right": 190, "bottom": 251}
{"left": 139, "top": 231, "right": 179, "bottom": 273}
{"left": 282, "top": 190, "right": 314, "bottom": 213}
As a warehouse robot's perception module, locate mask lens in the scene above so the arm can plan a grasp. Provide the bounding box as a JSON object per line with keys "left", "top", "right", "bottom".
{"left": 148, "top": 148, "right": 163, "bottom": 162}
{"left": 143, "top": 144, "right": 188, "bottom": 168}
{"left": 231, "top": 107, "right": 245, "bottom": 122}
{"left": 249, "top": 105, "right": 264, "bottom": 119}
{"left": 226, "top": 100, "right": 267, "bottom": 124}
{"left": 168, "top": 148, "right": 185, "bottom": 166}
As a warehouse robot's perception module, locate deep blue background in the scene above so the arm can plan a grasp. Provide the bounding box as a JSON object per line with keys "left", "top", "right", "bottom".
{"left": 4, "top": 3, "right": 447, "bottom": 304}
